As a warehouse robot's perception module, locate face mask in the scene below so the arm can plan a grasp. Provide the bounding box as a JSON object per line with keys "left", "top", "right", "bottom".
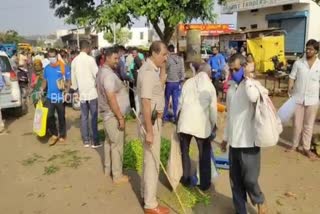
{"left": 231, "top": 67, "right": 244, "bottom": 84}
{"left": 49, "top": 57, "right": 57, "bottom": 64}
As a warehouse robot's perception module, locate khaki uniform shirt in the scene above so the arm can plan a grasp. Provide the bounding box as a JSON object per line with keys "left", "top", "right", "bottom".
{"left": 96, "top": 65, "right": 130, "bottom": 120}
{"left": 137, "top": 59, "right": 164, "bottom": 116}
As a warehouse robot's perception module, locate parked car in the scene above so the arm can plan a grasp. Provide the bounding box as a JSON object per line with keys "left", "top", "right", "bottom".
{"left": 201, "top": 46, "right": 213, "bottom": 62}
{"left": 0, "top": 51, "right": 28, "bottom": 116}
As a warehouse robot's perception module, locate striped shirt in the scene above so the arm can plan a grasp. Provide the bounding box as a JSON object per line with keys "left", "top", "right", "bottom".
{"left": 166, "top": 53, "right": 185, "bottom": 82}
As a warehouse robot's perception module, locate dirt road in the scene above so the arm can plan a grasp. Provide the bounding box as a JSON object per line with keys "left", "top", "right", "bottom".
{"left": 0, "top": 104, "right": 320, "bottom": 214}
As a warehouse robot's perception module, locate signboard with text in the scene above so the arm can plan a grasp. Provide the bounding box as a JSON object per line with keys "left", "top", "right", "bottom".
{"left": 178, "top": 24, "right": 233, "bottom": 36}
{"left": 222, "top": 0, "right": 304, "bottom": 13}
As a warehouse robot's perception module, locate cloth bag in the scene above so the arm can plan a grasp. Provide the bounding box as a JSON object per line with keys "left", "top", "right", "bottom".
{"left": 277, "top": 97, "right": 297, "bottom": 123}
{"left": 33, "top": 100, "right": 48, "bottom": 137}
{"left": 254, "top": 83, "right": 283, "bottom": 147}
{"left": 167, "top": 132, "right": 183, "bottom": 191}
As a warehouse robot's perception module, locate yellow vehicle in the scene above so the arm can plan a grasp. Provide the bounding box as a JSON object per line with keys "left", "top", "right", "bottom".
{"left": 247, "top": 35, "right": 286, "bottom": 73}
{"left": 18, "top": 43, "right": 33, "bottom": 52}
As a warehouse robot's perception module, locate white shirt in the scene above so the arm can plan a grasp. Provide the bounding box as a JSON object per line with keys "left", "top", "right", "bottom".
{"left": 223, "top": 79, "right": 260, "bottom": 148}
{"left": 289, "top": 56, "right": 320, "bottom": 106}
{"left": 177, "top": 72, "right": 217, "bottom": 139}
{"left": 71, "top": 52, "right": 99, "bottom": 101}
{"left": 42, "top": 58, "right": 50, "bottom": 69}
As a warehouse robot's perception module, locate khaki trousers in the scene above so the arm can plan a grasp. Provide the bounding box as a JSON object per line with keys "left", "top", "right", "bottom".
{"left": 141, "top": 118, "right": 162, "bottom": 209}
{"left": 103, "top": 116, "right": 124, "bottom": 180}
{"left": 292, "top": 104, "right": 319, "bottom": 150}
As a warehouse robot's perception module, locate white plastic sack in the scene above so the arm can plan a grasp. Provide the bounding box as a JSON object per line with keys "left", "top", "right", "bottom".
{"left": 167, "top": 132, "right": 183, "bottom": 191}
{"left": 196, "top": 149, "right": 219, "bottom": 185}
{"left": 254, "top": 83, "right": 283, "bottom": 147}
{"left": 277, "top": 97, "right": 297, "bottom": 123}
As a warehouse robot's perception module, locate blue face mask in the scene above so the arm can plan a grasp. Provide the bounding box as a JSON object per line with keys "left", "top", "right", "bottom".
{"left": 232, "top": 67, "right": 244, "bottom": 84}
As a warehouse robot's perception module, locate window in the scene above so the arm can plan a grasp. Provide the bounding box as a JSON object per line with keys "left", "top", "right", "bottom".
{"left": 0, "top": 56, "right": 12, "bottom": 73}
{"left": 251, "top": 24, "right": 258, "bottom": 29}
{"left": 140, "top": 32, "right": 144, "bottom": 40}
{"left": 129, "top": 32, "right": 133, "bottom": 40}
{"left": 283, "top": 4, "right": 293, "bottom": 11}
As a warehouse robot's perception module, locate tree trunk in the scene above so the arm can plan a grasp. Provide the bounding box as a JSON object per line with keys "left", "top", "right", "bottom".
{"left": 163, "top": 25, "right": 175, "bottom": 45}
{"left": 151, "top": 20, "right": 175, "bottom": 45}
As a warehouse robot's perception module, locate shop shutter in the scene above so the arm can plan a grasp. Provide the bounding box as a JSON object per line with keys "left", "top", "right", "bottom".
{"left": 280, "top": 18, "right": 306, "bottom": 54}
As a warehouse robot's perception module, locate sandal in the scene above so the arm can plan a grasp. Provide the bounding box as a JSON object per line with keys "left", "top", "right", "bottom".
{"left": 48, "top": 135, "right": 58, "bottom": 146}
{"left": 285, "top": 147, "right": 297, "bottom": 152}
{"left": 303, "top": 150, "right": 318, "bottom": 161}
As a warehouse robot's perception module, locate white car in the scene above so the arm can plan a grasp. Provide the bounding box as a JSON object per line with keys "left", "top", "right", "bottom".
{"left": 201, "top": 47, "right": 213, "bottom": 62}
{"left": 0, "top": 51, "right": 28, "bottom": 116}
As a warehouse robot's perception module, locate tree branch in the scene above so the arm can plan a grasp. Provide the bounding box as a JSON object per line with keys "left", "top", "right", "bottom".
{"left": 150, "top": 20, "right": 164, "bottom": 41}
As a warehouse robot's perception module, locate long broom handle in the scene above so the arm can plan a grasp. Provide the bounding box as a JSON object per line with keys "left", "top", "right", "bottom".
{"left": 132, "top": 108, "right": 187, "bottom": 214}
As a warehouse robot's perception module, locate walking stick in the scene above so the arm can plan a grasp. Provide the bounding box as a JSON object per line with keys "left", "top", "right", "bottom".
{"left": 132, "top": 108, "right": 187, "bottom": 214}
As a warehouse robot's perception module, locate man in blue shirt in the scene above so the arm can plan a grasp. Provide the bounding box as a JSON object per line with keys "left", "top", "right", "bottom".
{"left": 208, "top": 46, "right": 226, "bottom": 96}
{"left": 41, "top": 48, "right": 71, "bottom": 145}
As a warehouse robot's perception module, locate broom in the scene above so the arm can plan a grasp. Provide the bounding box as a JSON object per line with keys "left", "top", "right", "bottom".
{"left": 132, "top": 108, "right": 187, "bottom": 214}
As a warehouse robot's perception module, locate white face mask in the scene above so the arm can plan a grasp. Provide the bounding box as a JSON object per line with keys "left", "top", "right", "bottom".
{"left": 49, "top": 57, "right": 57, "bottom": 64}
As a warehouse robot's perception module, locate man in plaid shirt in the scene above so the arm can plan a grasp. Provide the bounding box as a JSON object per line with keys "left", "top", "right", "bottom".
{"left": 163, "top": 45, "right": 185, "bottom": 123}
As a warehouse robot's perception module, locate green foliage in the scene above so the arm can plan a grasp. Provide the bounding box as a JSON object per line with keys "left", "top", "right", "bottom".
{"left": 47, "top": 149, "right": 91, "bottom": 169}
{"left": 124, "top": 111, "right": 136, "bottom": 122}
{"left": 23, "top": 150, "right": 90, "bottom": 176}
{"left": 123, "top": 138, "right": 144, "bottom": 173}
{"left": 43, "top": 165, "right": 60, "bottom": 175}
{"left": 160, "top": 137, "right": 170, "bottom": 167}
{"left": 123, "top": 137, "right": 210, "bottom": 208}
{"left": 123, "top": 137, "right": 171, "bottom": 173}
{"left": 177, "top": 185, "right": 211, "bottom": 208}
{"left": 0, "top": 30, "right": 24, "bottom": 44}
{"left": 218, "top": 0, "right": 320, "bottom": 5}
{"left": 98, "top": 129, "right": 105, "bottom": 142}
{"left": 103, "top": 27, "right": 131, "bottom": 45}
{"left": 49, "top": 0, "right": 216, "bottom": 44}
{"left": 22, "top": 153, "right": 44, "bottom": 166}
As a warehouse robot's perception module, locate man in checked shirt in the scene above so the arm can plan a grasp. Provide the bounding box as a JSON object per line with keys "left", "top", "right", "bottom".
{"left": 162, "top": 44, "right": 185, "bottom": 123}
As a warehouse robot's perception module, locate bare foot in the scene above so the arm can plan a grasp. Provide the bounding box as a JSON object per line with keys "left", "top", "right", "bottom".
{"left": 113, "top": 175, "right": 129, "bottom": 185}
{"left": 258, "top": 203, "right": 268, "bottom": 214}
{"left": 303, "top": 150, "right": 318, "bottom": 161}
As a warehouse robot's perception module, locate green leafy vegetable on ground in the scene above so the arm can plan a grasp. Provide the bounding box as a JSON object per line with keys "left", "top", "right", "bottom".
{"left": 123, "top": 137, "right": 211, "bottom": 208}
{"left": 22, "top": 153, "right": 44, "bottom": 166}
{"left": 43, "top": 165, "right": 60, "bottom": 175}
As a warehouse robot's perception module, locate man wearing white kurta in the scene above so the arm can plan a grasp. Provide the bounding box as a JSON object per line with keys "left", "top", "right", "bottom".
{"left": 177, "top": 63, "right": 217, "bottom": 191}
{"left": 288, "top": 39, "right": 320, "bottom": 160}
{"left": 221, "top": 54, "right": 267, "bottom": 214}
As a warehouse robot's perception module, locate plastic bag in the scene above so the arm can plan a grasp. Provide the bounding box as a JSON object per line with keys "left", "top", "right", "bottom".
{"left": 167, "top": 132, "right": 183, "bottom": 191}
{"left": 33, "top": 100, "right": 48, "bottom": 137}
{"left": 196, "top": 149, "right": 219, "bottom": 185}
{"left": 277, "top": 97, "right": 297, "bottom": 123}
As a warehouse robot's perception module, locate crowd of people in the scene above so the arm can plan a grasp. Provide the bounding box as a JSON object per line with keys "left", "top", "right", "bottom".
{"left": 0, "top": 37, "right": 319, "bottom": 214}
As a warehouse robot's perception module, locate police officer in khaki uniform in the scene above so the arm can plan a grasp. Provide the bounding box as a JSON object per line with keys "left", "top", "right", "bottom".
{"left": 137, "top": 41, "right": 169, "bottom": 214}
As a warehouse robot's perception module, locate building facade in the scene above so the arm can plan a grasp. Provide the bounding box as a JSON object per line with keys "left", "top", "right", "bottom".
{"left": 97, "top": 27, "right": 153, "bottom": 48}
{"left": 222, "top": 0, "right": 320, "bottom": 54}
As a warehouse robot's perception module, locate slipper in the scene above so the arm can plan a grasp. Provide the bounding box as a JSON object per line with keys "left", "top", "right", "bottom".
{"left": 303, "top": 150, "right": 318, "bottom": 161}
{"left": 48, "top": 136, "right": 58, "bottom": 146}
